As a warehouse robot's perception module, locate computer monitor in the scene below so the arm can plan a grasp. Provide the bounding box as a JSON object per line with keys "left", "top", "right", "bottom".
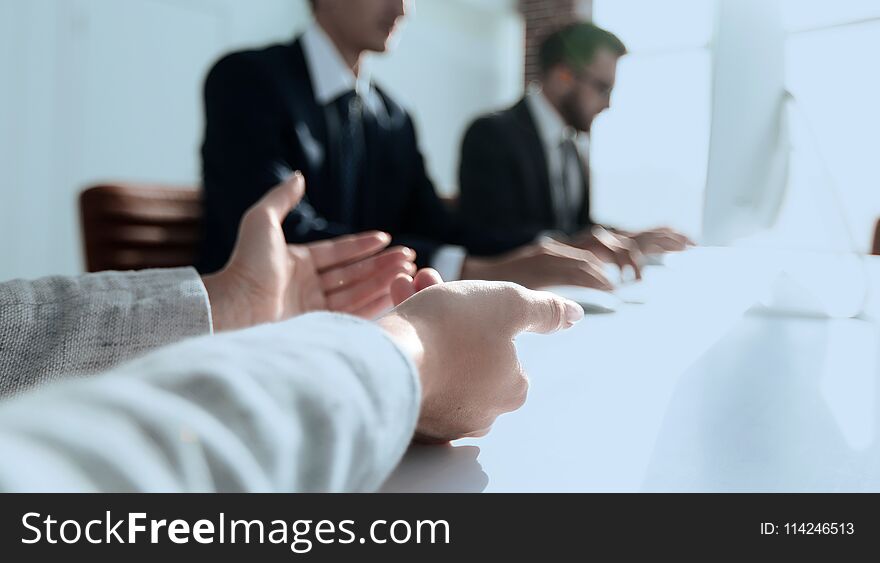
{"left": 701, "top": 0, "right": 869, "bottom": 317}
{"left": 701, "top": 0, "right": 789, "bottom": 246}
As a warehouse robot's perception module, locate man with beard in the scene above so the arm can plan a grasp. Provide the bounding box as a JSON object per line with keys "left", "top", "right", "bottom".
{"left": 458, "top": 23, "right": 693, "bottom": 266}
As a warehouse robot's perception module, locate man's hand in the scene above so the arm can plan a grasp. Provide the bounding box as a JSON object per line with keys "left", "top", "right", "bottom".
{"left": 626, "top": 227, "right": 695, "bottom": 255}
{"left": 379, "top": 277, "right": 584, "bottom": 443}
{"left": 459, "top": 239, "right": 613, "bottom": 291}
{"left": 203, "top": 173, "right": 416, "bottom": 331}
{"left": 569, "top": 227, "right": 643, "bottom": 281}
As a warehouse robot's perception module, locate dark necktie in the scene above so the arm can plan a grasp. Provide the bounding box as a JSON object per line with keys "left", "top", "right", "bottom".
{"left": 559, "top": 138, "right": 582, "bottom": 233}
{"left": 334, "top": 90, "right": 365, "bottom": 226}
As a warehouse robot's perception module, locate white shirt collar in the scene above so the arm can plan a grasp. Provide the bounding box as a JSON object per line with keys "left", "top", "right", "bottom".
{"left": 525, "top": 83, "right": 588, "bottom": 229}
{"left": 526, "top": 83, "right": 590, "bottom": 151}
{"left": 301, "top": 22, "right": 376, "bottom": 107}
{"left": 526, "top": 84, "right": 581, "bottom": 148}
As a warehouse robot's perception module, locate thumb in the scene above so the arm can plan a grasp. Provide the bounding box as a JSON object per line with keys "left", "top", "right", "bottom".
{"left": 413, "top": 268, "right": 443, "bottom": 292}
{"left": 391, "top": 269, "right": 444, "bottom": 306}
{"left": 507, "top": 286, "right": 584, "bottom": 335}
{"left": 254, "top": 171, "right": 306, "bottom": 221}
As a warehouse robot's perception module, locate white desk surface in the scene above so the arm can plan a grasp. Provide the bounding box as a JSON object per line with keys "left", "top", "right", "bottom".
{"left": 382, "top": 249, "right": 880, "bottom": 492}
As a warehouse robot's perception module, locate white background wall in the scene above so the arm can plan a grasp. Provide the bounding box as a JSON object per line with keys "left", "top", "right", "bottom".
{"left": 0, "top": 0, "right": 523, "bottom": 280}
{"left": 591, "top": 0, "right": 714, "bottom": 239}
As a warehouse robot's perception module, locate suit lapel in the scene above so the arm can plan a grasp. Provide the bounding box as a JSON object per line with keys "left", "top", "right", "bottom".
{"left": 283, "top": 41, "right": 330, "bottom": 182}
{"left": 278, "top": 40, "right": 349, "bottom": 218}
{"left": 510, "top": 99, "right": 556, "bottom": 227}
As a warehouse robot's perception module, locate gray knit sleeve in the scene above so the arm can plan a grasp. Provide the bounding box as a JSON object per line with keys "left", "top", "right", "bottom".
{"left": 0, "top": 313, "right": 421, "bottom": 492}
{"left": 0, "top": 268, "right": 211, "bottom": 398}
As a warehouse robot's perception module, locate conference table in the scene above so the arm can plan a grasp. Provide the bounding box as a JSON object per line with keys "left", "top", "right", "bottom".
{"left": 381, "top": 247, "right": 880, "bottom": 492}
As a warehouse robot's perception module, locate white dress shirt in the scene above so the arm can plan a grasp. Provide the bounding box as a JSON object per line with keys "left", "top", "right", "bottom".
{"left": 526, "top": 84, "right": 589, "bottom": 231}
{"left": 301, "top": 23, "right": 466, "bottom": 281}
{"left": 300, "top": 23, "right": 384, "bottom": 115}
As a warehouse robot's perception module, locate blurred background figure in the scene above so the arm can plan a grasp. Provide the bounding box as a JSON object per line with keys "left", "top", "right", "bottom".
{"left": 459, "top": 23, "right": 693, "bottom": 264}
{"left": 196, "top": 0, "right": 612, "bottom": 291}
{"left": 1, "top": 0, "right": 878, "bottom": 283}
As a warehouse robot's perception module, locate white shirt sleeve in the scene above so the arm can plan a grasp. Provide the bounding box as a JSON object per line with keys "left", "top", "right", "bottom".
{"left": 430, "top": 245, "right": 467, "bottom": 282}
{"left": 0, "top": 313, "right": 420, "bottom": 493}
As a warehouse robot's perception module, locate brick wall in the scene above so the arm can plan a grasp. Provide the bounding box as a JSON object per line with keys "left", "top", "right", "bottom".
{"left": 521, "top": 0, "right": 592, "bottom": 84}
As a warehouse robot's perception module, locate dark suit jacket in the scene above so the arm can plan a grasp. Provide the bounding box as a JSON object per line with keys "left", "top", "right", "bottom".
{"left": 197, "top": 39, "right": 532, "bottom": 274}
{"left": 458, "top": 98, "right": 592, "bottom": 238}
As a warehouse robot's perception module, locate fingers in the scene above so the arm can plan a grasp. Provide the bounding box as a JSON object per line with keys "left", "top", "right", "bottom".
{"left": 351, "top": 292, "right": 395, "bottom": 319}
{"left": 326, "top": 265, "right": 413, "bottom": 313}
{"left": 576, "top": 262, "right": 614, "bottom": 290}
{"left": 649, "top": 227, "right": 694, "bottom": 244}
{"left": 413, "top": 268, "right": 444, "bottom": 292}
{"left": 552, "top": 260, "right": 613, "bottom": 290}
{"left": 391, "top": 274, "right": 417, "bottom": 306}
{"left": 503, "top": 285, "right": 585, "bottom": 336}
{"left": 252, "top": 171, "right": 306, "bottom": 221}
{"left": 609, "top": 242, "right": 642, "bottom": 281}
{"left": 539, "top": 242, "right": 614, "bottom": 290}
{"left": 537, "top": 238, "right": 590, "bottom": 259}
{"left": 620, "top": 252, "right": 643, "bottom": 281}
{"left": 590, "top": 230, "right": 643, "bottom": 281}
{"left": 642, "top": 238, "right": 685, "bottom": 253}
{"left": 390, "top": 269, "right": 444, "bottom": 306}
{"left": 640, "top": 232, "right": 684, "bottom": 251}
{"left": 638, "top": 228, "right": 696, "bottom": 252}
{"left": 307, "top": 231, "right": 402, "bottom": 271}
{"left": 657, "top": 232, "right": 693, "bottom": 251}
{"left": 319, "top": 246, "right": 414, "bottom": 292}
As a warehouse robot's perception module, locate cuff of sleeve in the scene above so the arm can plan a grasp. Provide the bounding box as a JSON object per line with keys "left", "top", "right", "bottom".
{"left": 286, "top": 313, "right": 421, "bottom": 490}
{"left": 430, "top": 245, "right": 467, "bottom": 282}
{"left": 184, "top": 268, "right": 215, "bottom": 336}
{"left": 296, "top": 313, "right": 422, "bottom": 410}
{"left": 141, "top": 267, "right": 213, "bottom": 338}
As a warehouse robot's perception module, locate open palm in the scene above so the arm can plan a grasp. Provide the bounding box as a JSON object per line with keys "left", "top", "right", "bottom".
{"left": 204, "top": 173, "right": 415, "bottom": 331}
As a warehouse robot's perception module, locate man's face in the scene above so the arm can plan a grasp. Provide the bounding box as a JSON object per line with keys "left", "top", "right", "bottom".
{"left": 320, "top": 0, "right": 407, "bottom": 53}
{"left": 558, "top": 48, "right": 619, "bottom": 133}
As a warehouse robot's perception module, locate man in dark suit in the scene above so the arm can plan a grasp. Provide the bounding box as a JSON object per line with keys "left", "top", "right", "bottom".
{"left": 198, "top": 0, "right": 612, "bottom": 292}
{"left": 459, "top": 23, "right": 693, "bottom": 273}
